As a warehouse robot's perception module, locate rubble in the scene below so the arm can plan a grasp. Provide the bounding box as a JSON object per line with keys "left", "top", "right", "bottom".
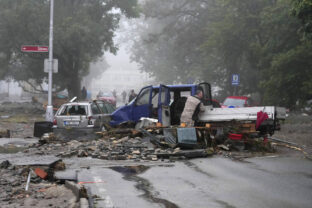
{"left": 0, "top": 118, "right": 279, "bottom": 207}
{"left": 34, "top": 168, "right": 48, "bottom": 180}
{"left": 18, "top": 124, "right": 275, "bottom": 165}
{"left": 0, "top": 161, "right": 78, "bottom": 207}
{"left": 0, "top": 129, "right": 10, "bottom": 138}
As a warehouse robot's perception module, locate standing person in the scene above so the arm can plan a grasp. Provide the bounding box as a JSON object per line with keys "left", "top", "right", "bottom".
{"left": 128, "top": 89, "right": 137, "bottom": 102}
{"left": 97, "top": 90, "right": 103, "bottom": 99}
{"left": 121, "top": 90, "right": 127, "bottom": 103}
{"left": 81, "top": 86, "right": 87, "bottom": 100}
{"left": 112, "top": 89, "right": 117, "bottom": 99}
{"left": 180, "top": 88, "right": 205, "bottom": 126}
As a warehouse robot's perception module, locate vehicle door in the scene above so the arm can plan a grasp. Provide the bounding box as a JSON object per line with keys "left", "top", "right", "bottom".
{"left": 158, "top": 84, "right": 171, "bottom": 126}
{"left": 198, "top": 82, "right": 212, "bottom": 106}
{"left": 94, "top": 100, "right": 111, "bottom": 123}
{"left": 90, "top": 102, "right": 103, "bottom": 128}
{"left": 132, "top": 86, "right": 153, "bottom": 122}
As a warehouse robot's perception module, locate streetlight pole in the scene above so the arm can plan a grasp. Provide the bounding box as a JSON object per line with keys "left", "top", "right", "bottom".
{"left": 45, "top": 0, "right": 54, "bottom": 122}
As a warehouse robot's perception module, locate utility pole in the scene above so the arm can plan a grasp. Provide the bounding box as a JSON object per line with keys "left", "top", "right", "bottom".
{"left": 45, "top": 0, "right": 54, "bottom": 122}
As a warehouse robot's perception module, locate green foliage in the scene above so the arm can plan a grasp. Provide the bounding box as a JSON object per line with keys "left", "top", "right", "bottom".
{"left": 130, "top": 0, "right": 215, "bottom": 84}
{"left": 261, "top": 44, "right": 312, "bottom": 107}
{"left": 130, "top": 0, "right": 312, "bottom": 108}
{"left": 291, "top": 0, "right": 312, "bottom": 39}
{"left": 0, "top": 0, "right": 139, "bottom": 96}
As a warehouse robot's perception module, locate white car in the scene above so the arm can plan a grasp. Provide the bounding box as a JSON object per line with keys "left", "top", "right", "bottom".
{"left": 53, "top": 100, "right": 115, "bottom": 140}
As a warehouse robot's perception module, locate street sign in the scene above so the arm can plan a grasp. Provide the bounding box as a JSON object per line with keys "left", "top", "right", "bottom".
{"left": 21, "top": 45, "right": 49, "bottom": 52}
{"left": 232, "top": 74, "right": 240, "bottom": 86}
{"left": 44, "top": 59, "right": 58, "bottom": 73}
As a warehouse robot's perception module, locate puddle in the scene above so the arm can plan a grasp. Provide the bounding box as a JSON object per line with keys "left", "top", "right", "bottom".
{"left": 110, "top": 165, "right": 149, "bottom": 177}
{"left": 111, "top": 165, "right": 179, "bottom": 208}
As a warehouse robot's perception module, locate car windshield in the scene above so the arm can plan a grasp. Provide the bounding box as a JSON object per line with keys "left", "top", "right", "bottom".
{"left": 59, "top": 105, "right": 87, "bottom": 115}
{"left": 223, "top": 98, "right": 245, "bottom": 107}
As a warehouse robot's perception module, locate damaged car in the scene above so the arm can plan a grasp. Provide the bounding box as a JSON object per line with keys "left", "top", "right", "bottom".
{"left": 53, "top": 99, "right": 115, "bottom": 139}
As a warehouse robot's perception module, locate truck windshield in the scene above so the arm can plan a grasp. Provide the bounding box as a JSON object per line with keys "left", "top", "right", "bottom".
{"left": 136, "top": 88, "right": 151, "bottom": 105}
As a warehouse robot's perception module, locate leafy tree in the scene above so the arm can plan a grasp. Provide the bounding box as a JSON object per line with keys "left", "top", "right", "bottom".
{"left": 131, "top": 0, "right": 275, "bottom": 97}
{"left": 291, "top": 0, "right": 312, "bottom": 39}
{"left": 130, "top": 0, "right": 312, "bottom": 108}
{"left": 130, "top": 0, "right": 217, "bottom": 84}
{"left": 0, "top": 0, "right": 139, "bottom": 97}
{"left": 201, "top": 0, "right": 275, "bottom": 97}
{"left": 258, "top": 0, "right": 312, "bottom": 108}
{"left": 261, "top": 44, "right": 312, "bottom": 107}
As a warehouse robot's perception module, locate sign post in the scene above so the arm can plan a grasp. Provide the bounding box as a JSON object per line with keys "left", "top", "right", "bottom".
{"left": 46, "top": 0, "right": 54, "bottom": 122}
{"left": 44, "top": 59, "right": 58, "bottom": 73}
{"left": 231, "top": 74, "right": 240, "bottom": 96}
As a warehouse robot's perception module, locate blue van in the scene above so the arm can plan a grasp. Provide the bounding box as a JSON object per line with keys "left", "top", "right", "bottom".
{"left": 110, "top": 83, "right": 212, "bottom": 127}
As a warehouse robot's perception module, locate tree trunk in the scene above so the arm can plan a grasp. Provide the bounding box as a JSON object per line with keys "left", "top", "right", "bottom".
{"left": 67, "top": 61, "right": 81, "bottom": 99}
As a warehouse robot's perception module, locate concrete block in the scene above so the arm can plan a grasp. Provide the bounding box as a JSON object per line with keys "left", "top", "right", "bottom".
{"left": 80, "top": 198, "right": 89, "bottom": 208}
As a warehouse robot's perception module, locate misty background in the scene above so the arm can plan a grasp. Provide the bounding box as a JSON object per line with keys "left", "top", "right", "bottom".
{"left": 0, "top": 0, "right": 311, "bottom": 109}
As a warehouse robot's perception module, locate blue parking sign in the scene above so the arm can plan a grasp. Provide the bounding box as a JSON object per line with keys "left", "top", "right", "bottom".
{"left": 232, "top": 74, "right": 240, "bottom": 86}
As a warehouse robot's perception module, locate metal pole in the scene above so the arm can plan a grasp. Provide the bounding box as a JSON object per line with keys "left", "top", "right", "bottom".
{"left": 45, "top": 0, "right": 54, "bottom": 122}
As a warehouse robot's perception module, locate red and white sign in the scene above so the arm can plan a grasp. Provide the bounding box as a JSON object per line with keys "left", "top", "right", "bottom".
{"left": 21, "top": 45, "right": 49, "bottom": 52}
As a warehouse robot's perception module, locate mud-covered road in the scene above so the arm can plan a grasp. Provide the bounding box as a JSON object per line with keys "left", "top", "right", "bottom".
{"left": 59, "top": 153, "right": 312, "bottom": 208}
{"left": 0, "top": 102, "right": 311, "bottom": 208}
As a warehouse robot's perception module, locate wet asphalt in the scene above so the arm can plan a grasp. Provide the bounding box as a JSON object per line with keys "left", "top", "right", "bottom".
{"left": 1, "top": 137, "right": 311, "bottom": 208}
{"left": 75, "top": 155, "right": 312, "bottom": 208}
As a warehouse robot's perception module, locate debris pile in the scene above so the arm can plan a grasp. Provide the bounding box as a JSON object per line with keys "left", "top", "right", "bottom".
{"left": 0, "top": 160, "right": 77, "bottom": 208}
{"left": 27, "top": 126, "right": 275, "bottom": 162}
{"left": 31, "top": 135, "right": 213, "bottom": 161}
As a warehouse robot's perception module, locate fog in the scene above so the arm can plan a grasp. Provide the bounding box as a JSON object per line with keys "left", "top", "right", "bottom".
{"left": 81, "top": 16, "right": 153, "bottom": 99}
{"left": 83, "top": 45, "right": 152, "bottom": 99}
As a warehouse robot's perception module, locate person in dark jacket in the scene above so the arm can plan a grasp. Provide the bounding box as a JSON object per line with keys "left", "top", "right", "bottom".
{"left": 128, "top": 89, "right": 137, "bottom": 102}
{"left": 81, "top": 86, "right": 87, "bottom": 100}
{"left": 121, "top": 90, "right": 127, "bottom": 103}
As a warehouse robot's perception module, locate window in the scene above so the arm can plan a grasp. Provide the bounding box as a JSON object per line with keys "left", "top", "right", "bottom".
{"left": 105, "top": 103, "right": 115, "bottom": 113}
{"left": 91, "top": 103, "right": 101, "bottom": 114}
{"left": 151, "top": 90, "right": 159, "bottom": 107}
{"left": 96, "top": 102, "right": 108, "bottom": 114}
{"left": 181, "top": 91, "right": 191, "bottom": 97}
{"left": 199, "top": 83, "right": 212, "bottom": 105}
{"left": 160, "top": 89, "right": 166, "bottom": 104}
{"left": 223, "top": 98, "right": 245, "bottom": 107}
{"left": 136, "top": 87, "right": 151, "bottom": 105}
{"left": 60, "top": 105, "right": 87, "bottom": 115}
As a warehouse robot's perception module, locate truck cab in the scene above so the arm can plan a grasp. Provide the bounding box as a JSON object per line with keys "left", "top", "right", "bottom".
{"left": 110, "top": 83, "right": 212, "bottom": 127}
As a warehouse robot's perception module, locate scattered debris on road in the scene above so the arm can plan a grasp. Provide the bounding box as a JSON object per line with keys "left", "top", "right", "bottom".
{"left": 0, "top": 160, "right": 78, "bottom": 208}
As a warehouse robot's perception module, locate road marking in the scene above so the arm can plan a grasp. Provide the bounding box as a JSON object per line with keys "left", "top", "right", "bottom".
{"left": 93, "top": 175, "right": 114, "bottom": 208}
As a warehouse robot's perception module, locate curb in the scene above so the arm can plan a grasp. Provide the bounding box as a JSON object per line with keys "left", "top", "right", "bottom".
{"left": 65, "top": 181, "right": 90, "bottom": 208}
{"left": 80, "top": 198, "right": 89, "bottom": 208}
